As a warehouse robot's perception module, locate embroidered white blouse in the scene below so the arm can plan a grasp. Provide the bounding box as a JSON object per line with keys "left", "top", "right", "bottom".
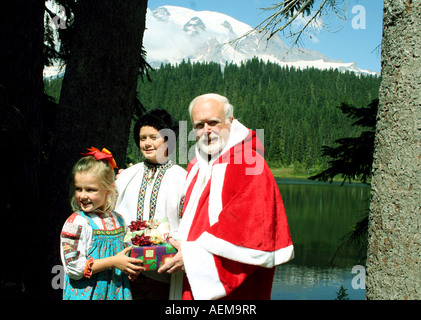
{"left": 60, "top": 210, "right": 127, "bottom": 280}
{"left": 115, "top": 161, "right": 186, "bottom": 237}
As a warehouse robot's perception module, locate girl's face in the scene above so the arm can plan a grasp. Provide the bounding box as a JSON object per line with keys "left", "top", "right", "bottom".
{"left": 138, "top": 126, "right": 167, "bottom": 164}
{"left": 74, "top": 171, "right": 111, "bottom": 213}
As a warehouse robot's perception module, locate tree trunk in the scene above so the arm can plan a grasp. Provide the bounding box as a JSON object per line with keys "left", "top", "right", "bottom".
{"left": 0, "top": 0, "right": 44, "bottom": 298}
{"left": 44, "top": 0, "right": 148, "bottom": 298}
{"left": 366, "top": 0, "right": 421, "bottom": 300}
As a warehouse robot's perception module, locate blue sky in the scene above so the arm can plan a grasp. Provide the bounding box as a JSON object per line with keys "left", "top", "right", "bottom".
{"left": 148, "top": 0, "right": 383, "bottom": 72}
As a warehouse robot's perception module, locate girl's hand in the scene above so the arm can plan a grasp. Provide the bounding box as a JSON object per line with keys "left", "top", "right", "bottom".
{"left": 114, "top": 246, "right": 144, "bottom": 281}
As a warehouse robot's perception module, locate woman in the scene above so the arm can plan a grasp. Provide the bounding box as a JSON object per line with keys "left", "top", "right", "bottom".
{"left": 115, "top": 109, "right": 186, "bottom": 300}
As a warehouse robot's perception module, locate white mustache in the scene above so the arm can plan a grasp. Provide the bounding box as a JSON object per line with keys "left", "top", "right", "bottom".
{"left": 198, "top": 132, "right": 220, "bottom": 145}
{"left": 197, "top": 132, "right": 226, "bottom": 156}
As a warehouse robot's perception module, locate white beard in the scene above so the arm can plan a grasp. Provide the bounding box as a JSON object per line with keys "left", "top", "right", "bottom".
{"left": 197, "top": 132, "right": 225, "bottom": 156}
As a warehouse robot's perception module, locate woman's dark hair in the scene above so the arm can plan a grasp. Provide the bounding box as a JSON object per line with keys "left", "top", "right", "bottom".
{"left": 133, "top": 109, "right": 179, "bottom": 154}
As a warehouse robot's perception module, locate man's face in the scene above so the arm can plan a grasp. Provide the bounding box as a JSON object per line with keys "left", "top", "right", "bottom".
{"left": 191, "top": 98, "right": 233, "bottom": 156}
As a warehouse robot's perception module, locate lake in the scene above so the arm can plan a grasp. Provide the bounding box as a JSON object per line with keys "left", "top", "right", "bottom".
{"left": 271, "top": 178, "right": 370, "bottom": 300}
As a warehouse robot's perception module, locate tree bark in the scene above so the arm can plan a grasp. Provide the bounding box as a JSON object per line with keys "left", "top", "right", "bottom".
{"left": 0, "top": 0, "right": 44, "bottom": 297}
{"left": 44, "top": 0, "right": 148, "bottom": 298}
{"left": 366, "top": 0, "right": 421, "bottom": 300}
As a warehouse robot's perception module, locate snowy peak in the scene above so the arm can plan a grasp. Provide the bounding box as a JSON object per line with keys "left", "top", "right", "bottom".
{"left": 151, "top": 6, "right": 170, "bottom": 22}
{"left": 183, "top": 17, "right": 206, "bottom": 36}
{"left": 42, "top": 4, "right": 378, "bottom": 78}
{"left": 143, "top": 5, "right": 377, "bottom": 76}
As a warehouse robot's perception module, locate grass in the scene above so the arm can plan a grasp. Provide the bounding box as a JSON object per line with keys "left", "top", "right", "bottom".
{"left": 270, "top": 167, "right": 311, "bottom": 179}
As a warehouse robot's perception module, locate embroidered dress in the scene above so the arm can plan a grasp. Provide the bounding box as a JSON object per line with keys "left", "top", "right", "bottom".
{"left": 60, "top": 210, "right": 132, "bottom": 300}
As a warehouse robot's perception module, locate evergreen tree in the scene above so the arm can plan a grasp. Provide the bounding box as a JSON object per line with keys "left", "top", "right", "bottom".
{"left": 309, "top": 99, "right": 378, "bottom": 184}
{"left": 44, "top": 60, "right": 381, "bottom": 170}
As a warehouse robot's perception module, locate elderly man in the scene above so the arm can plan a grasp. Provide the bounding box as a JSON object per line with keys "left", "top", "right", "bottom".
{"left": 159, "top": 93, "right": 294, "bottom": 300}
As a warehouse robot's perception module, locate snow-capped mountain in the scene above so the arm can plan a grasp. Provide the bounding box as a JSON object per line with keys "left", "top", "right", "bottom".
{"left": 43, "top": 4, "right": 378, "bottom": 77}
{"left": 143, "top": 6, "right": 377, "bottom": 76}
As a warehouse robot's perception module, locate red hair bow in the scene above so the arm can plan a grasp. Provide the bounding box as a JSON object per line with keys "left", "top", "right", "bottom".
{"left": 81, "top": 147, "right": 118, "bottom": 169}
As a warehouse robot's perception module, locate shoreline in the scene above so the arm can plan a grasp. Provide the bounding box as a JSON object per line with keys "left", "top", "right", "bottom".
{"left": 270, "top": 167, "right": 370, "bottom": 187}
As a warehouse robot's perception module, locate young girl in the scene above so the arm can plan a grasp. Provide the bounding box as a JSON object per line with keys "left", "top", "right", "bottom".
{"left": 60, "top": 147, "right": 143, "bottom": 300}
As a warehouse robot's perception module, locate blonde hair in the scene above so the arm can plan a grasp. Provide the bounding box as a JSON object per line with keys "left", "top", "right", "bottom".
{"left": 70, "top": 156, "right": 116, "bottom": 212}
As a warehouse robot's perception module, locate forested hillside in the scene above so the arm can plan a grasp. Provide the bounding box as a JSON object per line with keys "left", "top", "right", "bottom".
{"left": 44, "top": 58, "right": 380, "bottom": 173}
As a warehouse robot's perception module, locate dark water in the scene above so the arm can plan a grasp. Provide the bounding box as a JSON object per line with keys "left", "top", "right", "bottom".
{"left": 271, "top": 178, "right": 370, "bottom": 300}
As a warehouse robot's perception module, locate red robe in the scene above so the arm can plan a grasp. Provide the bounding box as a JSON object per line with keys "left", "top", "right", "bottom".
{"left": 178, "top": 120, "right": 294, "bottom": 300}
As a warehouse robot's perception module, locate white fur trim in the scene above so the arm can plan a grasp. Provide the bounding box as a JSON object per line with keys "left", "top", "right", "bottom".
{"left": 208, "top": 163, "right": 227, "bottom": 226}
{"left": 178, "top": 163, "right": 207, "bottom": 241}
{"left": 181, "top": 241, "right": 226, "bottom": 300}
{"left": 197, "top": 232, "right": 294, "bottom": 268}
{"left": 221, "top": 119, "right": 250, "bottom": 155}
